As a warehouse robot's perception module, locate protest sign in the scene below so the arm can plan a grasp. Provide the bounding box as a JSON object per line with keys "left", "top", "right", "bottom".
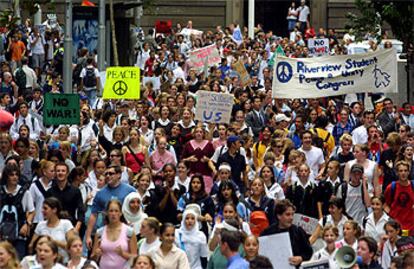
{"left": 103, "top": 67, "right": 140, "bottom": 100}
{"left": 232, "top": 26, "right": 243, "bottom": 46}
{"left": 272, "top": 49, "right": 397, "bottom": 99}
{"left": 143, "top": 77, "right": 161, "bottom": 91}
{"left": 301, "top": 259, "right": 330, "bottom": 269}
{"left": 195, "top": 90, "right": 234, "bottom": 124}
{"left": 180, "top": 28, "right": 203, "bottom": 37}
{"left": 293, "top": 213, "right": 319, "bottom": 235}
{"left": 308, "top": 38, "right": 329, "bottom": 56}
{"left": 44, "top": 93, "right": 80, "bottom": 125}
{"left": 188, "top": 44, "right": 221, "bottom": 72}
{"left": 258, "top": 233, "right": 295, "bottom": 269}
{"left": 233, "top": 61, "right": 251, "bottom": 87}
{"left": 268, "top": 45, "right": 285, "bottom": 67}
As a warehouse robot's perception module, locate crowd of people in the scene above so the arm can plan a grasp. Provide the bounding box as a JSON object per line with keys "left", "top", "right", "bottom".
{"left": 0, "top": 1, "right": 413, "bottom": 268}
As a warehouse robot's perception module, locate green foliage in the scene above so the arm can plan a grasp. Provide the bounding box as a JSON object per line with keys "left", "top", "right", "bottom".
{"left": 0, "top": 8, "right": 20, "bottom": 30}
{"left": 347, "top": 0, "right": 414, "bottom": 51}
{"left": 345, "top": 0, "right": 382, "bottom": 43}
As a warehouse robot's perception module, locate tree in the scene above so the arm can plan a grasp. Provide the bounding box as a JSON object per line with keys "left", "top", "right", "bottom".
{"left": 346, "top": 0, "right": 414, "bottom": 52}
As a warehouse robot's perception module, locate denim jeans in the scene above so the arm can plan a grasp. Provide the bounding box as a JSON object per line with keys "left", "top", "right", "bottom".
{"left": 84, "top": 88, "right": 97, "bottom": 107}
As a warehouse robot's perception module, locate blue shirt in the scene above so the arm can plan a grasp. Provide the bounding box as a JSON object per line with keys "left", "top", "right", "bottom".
{"left": 91, "top": 182, "right": 136, "bottom": 214}
{"left": 227, "top": 253, "right": 249, "bottom": 269}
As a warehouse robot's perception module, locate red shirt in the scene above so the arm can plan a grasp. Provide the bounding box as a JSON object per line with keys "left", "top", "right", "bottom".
{"left": 384, "top": 181, "right": 414, "bottom": 231}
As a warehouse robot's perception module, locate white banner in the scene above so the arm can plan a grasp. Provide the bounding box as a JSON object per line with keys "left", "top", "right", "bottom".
{"left": 272, "top": 49, "right": 397, "bottom": 99}
{"left": 195, "top": 90, "right": 233, "bottom": 124}
{"left": 188, "top": 44, "right": 221, "bottom": 72}
{"left": 308, "top": 38, "right": 329, "bottom": 56}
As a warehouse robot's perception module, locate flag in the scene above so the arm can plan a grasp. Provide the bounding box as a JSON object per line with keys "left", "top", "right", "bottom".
{"left": 82, "top": 0, "right": 95, "bottom": 7}
{"left": 231, "top": 26, "right": 243, "bottom": 46}
{"left": 268, "top": 45, "right": 285, "bottom": 68}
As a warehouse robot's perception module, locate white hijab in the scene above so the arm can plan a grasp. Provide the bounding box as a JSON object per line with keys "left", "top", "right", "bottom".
{"left": 176, "top": 208, "right": 204, "bottom": 245}
{"left": 122, "top": 192, "right": 148, "bottom": 234}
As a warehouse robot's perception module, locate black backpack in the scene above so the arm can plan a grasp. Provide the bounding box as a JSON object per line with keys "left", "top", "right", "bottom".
{"left": 340, "top": 182, "right": 367, "bottom": 209}
{"left": 83, "top": 67, "right": 97, "bottom": 88}
{"left": 15, "top": 67, "right": 27, "bottom": 90}
{"left": 0, "top": 185, "right": 28, "bottom": 241}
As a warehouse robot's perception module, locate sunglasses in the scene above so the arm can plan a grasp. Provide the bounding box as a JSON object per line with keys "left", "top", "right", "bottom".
{"left": 105, "top": 172, "right": 116, "bottom": 176}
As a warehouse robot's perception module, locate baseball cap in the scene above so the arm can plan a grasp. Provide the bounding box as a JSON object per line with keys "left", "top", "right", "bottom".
{"left": 351, "top": 163, "right": 364, "bottom": 174}
{"left": 227, "top": 135, "right": 241, "bottom": 144}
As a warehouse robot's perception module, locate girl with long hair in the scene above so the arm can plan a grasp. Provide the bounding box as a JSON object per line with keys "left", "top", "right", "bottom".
{"left": 92, "top": 200, "right": 137, "bottom": 269}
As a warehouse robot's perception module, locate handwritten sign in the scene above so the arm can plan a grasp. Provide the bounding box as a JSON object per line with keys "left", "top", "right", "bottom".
{"left": 195, "top": 90, "right": 233, "bottom": 124}
{"left": 103, "top": 67, "right": 140, "bottom": 100}
{"left": 44, "top": 93, "right": 80, "bottom": 125}
{"left": 233, "top": 61, "right": 251, "bottom": 87}
{"left": 293, "top": 213, "right": 319, "bottom": 235}
{"left": 188, "top": 44, "right": 221, "bottom": 72}
{"left": 308, "top": 38, "right": 329, "bottom": 56}
{"left": 258, "top": 232, "right": 295, "bottom": 269}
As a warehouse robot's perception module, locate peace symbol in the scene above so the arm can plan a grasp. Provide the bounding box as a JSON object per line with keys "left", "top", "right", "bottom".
{"left": 113, "top": 81, "right": 128, "bottom": 95}
{"left": 276, "top": 62, "right": 293, "bottom": 83}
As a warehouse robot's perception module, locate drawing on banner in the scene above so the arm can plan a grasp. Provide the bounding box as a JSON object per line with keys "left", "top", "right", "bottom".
{"left": 258, "top": 233, "right": 295, "bottom": 269}
{"left": 233, "top": 61, "right": 251, "bottom": 87}
{"left": 308, "top": 38, "right": 329, "bottom": 56}
{"left": 276, "top": 61, "right": 293, "bottom": 83}
{"left": 195, "top": 90, "right": 234, "bottom": 124}
{"left": 44, "top": 93, "right": 80, "bottom": 125}
{"left": 272, "top": 49, "right": 397, "bottom": 99}
{"left": 103, "top": 67, "right": 140, "bottom": 100}
{"left": 112, "top": 81, "right": 128, "bottom": 96}
{"left": 373, "top": 65, "right": 391, "bottom": 88}
{"left": 293, "top": 213, "right": 319, "bottom": 235}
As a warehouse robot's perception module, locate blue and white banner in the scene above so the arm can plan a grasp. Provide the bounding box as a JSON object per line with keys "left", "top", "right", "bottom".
{"left": 232, "top": 26, "right": 243, "bottom": 46}
{"left": 272, "top": 49, "right": 397, "bottom": 99}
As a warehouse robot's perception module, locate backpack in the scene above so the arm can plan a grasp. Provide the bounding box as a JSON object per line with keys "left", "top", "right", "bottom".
{"left": 15, "top": 67, "right": 27, "bottom": 90}
{"left": 0, "top": 185, "right": 28, "bottom": 241}
{"left": 83, "top": 67, "right": 97, "bottom": 88}
{"left": 390, "top": 180, "right": 414, "bottom": 205}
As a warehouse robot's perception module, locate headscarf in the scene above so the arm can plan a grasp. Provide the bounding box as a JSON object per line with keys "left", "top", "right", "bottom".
{"left": 177, "top": 208, "right": 204, "bottom": 247}
{"left": 122, "top": 192, "right": 148, "bottom": 234}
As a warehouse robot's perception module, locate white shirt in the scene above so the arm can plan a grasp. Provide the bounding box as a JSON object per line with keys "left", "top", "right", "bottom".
{"left": 14, "top": 65, "right": 37, "bottom": 88}
{"left": 29, "top": 33, "right": 45, "bottom": 54}
{"left": 3, "top": 185, "right": 35, "bottom": 213}
{"left": 10, "top": 113, "right": 41, "bottom": 140}
{"left": 139, "top": 237, "right": 161, "bottom": 255}
{"left": 318, "top": 214, "right": 349, "bottom": 240}
{"left": 297, "top": 5, "right": 310, "bottom": 22}
{"left": 29, "top": 179, "right": 52, "bottom": 223}
{"left": 311, "top": 247, "right": 339, "bottom": 269}
{"left": 363, "top": 212, "right": 389, "bottom": 242}
{"left": 299, "top": 146, "right": 325, "bottom": 176}
{"left": 76, "top": 125, "right": 97, "bottom": 153}
{"left": 265, "top": 182, "right": 285, "bottom": 200}
{"left": 35, "top": 219, "right": 74, "bottom": 261}
{"left": 352, "top": 125, "right": 368, "bottom": 145}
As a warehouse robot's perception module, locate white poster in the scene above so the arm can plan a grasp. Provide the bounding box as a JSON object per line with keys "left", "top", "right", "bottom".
{"left": 188, "top": 44, "right": 221, "bottom": 72}
{"left": 258, "top": 232, "right": 295, "bottom": 269}
{"left": 195, "top": 90, "right": 233, "bottom": 124}
{"left": 293, "top": 213, "right": 319, "bottom": 235}
{"left": 143, "top": 76, "right": 161, "bottom": 90}
{"left": 272, "top": 49, "right": 397, "bottom": 99}
{"left": 308, "top": 38, "right": 329, "bottom": 56}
